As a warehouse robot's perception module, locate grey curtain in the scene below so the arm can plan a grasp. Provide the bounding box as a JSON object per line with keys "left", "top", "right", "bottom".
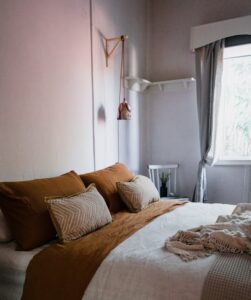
{"left": 193, "top": 40, "right": 224, "bottom": 203}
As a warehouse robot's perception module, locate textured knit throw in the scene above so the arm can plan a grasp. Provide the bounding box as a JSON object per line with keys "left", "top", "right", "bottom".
{"left": 165, "top": 203, "right": 251, "bottom": 261}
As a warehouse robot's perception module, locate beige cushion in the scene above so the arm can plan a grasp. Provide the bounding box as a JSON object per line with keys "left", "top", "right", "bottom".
{"left": 45, "top": 185, "right": 112, "bottom": 242}
{"left": 116, "top": 175, "right": 160, "bottom": 212}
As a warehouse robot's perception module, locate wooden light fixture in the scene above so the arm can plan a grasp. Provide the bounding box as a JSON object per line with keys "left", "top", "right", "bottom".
{"left": 105, "top": 35, "right": 131, "bottom": 120}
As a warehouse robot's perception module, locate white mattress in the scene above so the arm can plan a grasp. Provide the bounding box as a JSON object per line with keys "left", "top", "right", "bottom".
{"left": 0, "top": 202, "right": 234, "bottom": 300}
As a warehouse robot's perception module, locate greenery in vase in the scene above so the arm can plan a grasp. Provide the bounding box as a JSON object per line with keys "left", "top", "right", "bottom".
{"left": 160, "top": 172, "right": 170, "bottom": 186}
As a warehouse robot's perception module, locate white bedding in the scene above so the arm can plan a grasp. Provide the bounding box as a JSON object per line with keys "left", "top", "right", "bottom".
{"left": 0, "top": 202, "right": 234, "bottom": 300}
{"left": 83, "top": 202, "right": 234, "bottom": 300}
{"left": 0, "top": 242, "right": 47, "bottom": 300}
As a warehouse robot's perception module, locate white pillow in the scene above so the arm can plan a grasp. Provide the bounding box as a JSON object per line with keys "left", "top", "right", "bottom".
{"left": 116, "top": 175, "right": 160, "bottom": 212}
{"left": 0, "top": 209, "right": 13, "bottom": 242}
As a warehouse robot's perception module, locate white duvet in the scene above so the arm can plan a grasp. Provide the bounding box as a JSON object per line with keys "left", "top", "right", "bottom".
{"left": 0, "top": 242, "right": 44, "bottom": 300}
{"left": 0, "top": 202, "right": 234, "bottom": 300}
{"left": 83, "top": 202, "right": 234, "bottom": 300}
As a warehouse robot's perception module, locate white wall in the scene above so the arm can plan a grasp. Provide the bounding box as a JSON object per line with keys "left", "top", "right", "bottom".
{"left": 145, "top": 83, "right": 199, "bottom": 199}
{"left": 2, "top": 0, "right": 249, "bottom": 204}
{"left": 146, "top": 0, "right": 251, "bottom": 203}
{"left": 0, "top": 0, "right": 148, "bottom": 181}
{"left": 92, "top": 0, "right": 148, "bottom": 173}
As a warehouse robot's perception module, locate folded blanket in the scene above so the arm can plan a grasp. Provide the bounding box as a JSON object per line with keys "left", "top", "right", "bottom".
{"left": 165, "top": 203, "right": 251, "bottom": 261}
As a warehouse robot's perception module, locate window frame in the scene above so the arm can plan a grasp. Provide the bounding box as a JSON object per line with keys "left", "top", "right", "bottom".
{"left": 214, "top": 36, "right": 251, "bottom": 166}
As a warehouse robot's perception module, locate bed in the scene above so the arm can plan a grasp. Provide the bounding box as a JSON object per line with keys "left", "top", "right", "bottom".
{"left": 0, "top": 202, "right": 235, "bottom": 300}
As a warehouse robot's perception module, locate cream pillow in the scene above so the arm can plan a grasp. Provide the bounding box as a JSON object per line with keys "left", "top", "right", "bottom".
{"left": 116, "top": 175, "right": 160, "bottom": 212}
{"left": 45, "top": 185, "right": 112, "bottom": 243}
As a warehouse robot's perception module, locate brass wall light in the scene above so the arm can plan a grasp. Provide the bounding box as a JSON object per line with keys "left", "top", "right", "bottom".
{"left": 105, "top": 35, "right": 131, "bottom": 120}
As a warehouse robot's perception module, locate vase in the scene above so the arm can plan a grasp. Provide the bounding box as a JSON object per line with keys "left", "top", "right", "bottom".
{"left": 160, "top": 184, "right": 167, "bottom": 197}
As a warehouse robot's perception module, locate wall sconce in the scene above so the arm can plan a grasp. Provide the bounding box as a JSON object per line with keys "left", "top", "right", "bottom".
{"left": 105, "top": 35, "right": 131, "bottom": 120}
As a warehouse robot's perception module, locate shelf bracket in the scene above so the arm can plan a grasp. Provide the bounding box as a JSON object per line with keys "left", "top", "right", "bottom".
{"left": 158, "top": 83, "right": 164, "bottom": 91}
{"left": 105, "top": 35, "right": 128, "bottom": 67}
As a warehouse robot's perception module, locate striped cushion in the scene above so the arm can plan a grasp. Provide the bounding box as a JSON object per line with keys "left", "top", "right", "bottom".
{"left": 116, "top": 175, "right": 160, "bottom": 212}
{"left": 45, "top": 185, "right": 112, "bottom": 242}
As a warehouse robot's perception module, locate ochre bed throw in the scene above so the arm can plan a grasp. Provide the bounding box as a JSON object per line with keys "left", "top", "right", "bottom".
{"left": 22, "top": 200, "right": 185, "bottom": 300}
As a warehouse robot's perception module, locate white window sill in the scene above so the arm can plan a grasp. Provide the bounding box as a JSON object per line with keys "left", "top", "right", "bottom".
{"left": 214, "top": 160, "right": 251, "bottom": 166}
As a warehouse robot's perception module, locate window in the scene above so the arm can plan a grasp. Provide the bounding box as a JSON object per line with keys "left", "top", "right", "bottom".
{"left": 216, "top": 43, "right": 251, "bottom": 164}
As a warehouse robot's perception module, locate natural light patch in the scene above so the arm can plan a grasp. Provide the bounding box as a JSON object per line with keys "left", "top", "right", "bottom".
{"left": 218, "top": 44, "right": 251, "bottom": 162}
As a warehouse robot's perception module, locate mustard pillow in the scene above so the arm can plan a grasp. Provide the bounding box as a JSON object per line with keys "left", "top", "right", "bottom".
{"left": 0, "top": 171, "right": 85, "bottom": 250}
{"left": 0, "top": 209, "right": 12, "bottom": 242}
{"left": 80, "top": 163, "right": 134, "bottom": 213}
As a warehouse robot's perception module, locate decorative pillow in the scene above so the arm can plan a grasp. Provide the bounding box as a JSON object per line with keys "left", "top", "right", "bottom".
{"left": 0, "top": 209, "right": 12, "bottom": 242}
{"left": 80, "top": 163, "right": 134, "bottom": 213}
{"left": 0, "top": 171, "right": 85, "bottom": 250}
{"left": 45, "top": 185, "right": 112, "bottom": 243}
{"left": 116, "top": 175, "right": 160, "bottom": 212}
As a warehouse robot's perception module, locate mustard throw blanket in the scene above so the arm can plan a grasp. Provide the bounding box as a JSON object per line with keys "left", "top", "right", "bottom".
{"left": 22, "top": 200, "right": 185, "bottom": 300}
{"left": 165, "top": 203, "right": 251, "bottom": 261}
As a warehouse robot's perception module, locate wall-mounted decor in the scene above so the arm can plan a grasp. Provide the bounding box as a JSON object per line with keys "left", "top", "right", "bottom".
{"left": 105, "top": 35, "right": 131, "bottom": 120}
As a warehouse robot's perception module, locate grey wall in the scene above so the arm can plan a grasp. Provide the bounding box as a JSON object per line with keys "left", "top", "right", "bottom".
{"left": 92, "top": 0, "right": 148, "bottom": 173}
{"left": 149, "top": 0, "right": 251, "bottom": 81}
{"left": 146, "top": 0, "right": 251, "bottom": 203}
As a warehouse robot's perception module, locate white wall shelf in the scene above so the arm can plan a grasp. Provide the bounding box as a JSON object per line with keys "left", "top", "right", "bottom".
{"left": 125, "top": 76, "right": 196, "bottom": 92}
{"left": 125, "top": 77, "right": 151, "bottom": 92}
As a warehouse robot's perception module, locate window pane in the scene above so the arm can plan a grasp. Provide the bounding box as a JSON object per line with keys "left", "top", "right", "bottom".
{"left": 220, "top": 47, "right": 251, "bottom": 160}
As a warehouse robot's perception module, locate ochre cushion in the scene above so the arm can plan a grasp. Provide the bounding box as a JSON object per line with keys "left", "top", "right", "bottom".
{"left": 117, "top": 175, "right": 160, "bottom": 212}
{"left": 45, "top": 185, "right": 112, "bottom": 243}
{"left": 80, "top": 163, "right": 134, "bottom": 213}
{"left": 0, "top": 171, "right": 85, "bottom": 250}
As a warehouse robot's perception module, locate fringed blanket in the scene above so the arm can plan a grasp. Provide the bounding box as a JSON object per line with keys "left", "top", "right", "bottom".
{"left": 165, "top": 203, "right": 251, "bottom": 261}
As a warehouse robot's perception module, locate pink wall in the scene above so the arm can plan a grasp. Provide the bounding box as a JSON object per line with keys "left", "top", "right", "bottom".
{"left": 0, "top": 0, "right": 148, "bottom": 180}
{"left": 0, "top": 0, "right": 94, "bottom": 180}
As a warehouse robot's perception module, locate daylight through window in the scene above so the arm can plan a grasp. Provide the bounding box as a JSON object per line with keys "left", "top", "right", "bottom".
{"left": 217, "top": 43, "right": 251, "bottom": 164}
